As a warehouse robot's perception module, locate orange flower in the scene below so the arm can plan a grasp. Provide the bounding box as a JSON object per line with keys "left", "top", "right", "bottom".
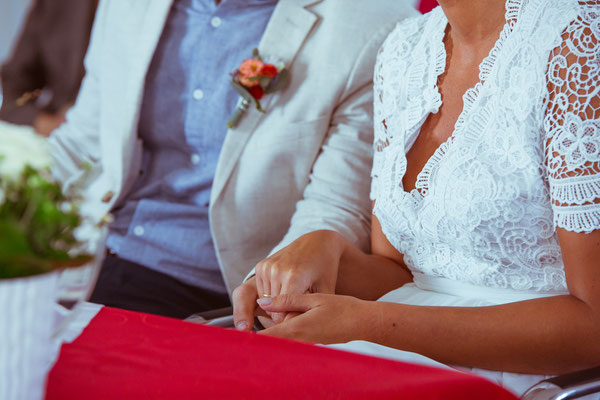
{"left": 238, "top": 59, "right": 264, "bottom": 87}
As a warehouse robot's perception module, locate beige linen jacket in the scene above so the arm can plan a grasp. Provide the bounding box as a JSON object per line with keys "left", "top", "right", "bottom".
{"left": 48, "top": 0, "right": 417, "bottom": 294}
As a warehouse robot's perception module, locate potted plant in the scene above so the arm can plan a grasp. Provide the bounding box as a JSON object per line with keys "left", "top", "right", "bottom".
{"left": 0, "top": 121, "right": 105, "bottom": 400}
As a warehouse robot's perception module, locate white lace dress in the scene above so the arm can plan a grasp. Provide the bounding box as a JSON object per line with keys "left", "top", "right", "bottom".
{"left": 330, "top": 0, "right": 600, "bottom": 396}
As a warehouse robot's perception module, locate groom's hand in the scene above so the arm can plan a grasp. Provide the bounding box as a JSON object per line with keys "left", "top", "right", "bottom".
{"left": 232, "top": 277, "right": 275, "bottom": 331}
{"left": 253, "top": 231, "right": 346, "bottom": 324}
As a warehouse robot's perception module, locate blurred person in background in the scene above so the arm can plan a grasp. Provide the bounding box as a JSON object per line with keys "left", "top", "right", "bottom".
{"left": 0, "top": 0, "right": 98, "bottom": 136}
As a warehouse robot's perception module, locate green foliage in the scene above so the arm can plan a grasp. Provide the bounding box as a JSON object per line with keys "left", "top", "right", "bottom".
{"left": 0, "top": 166, "right": 91, "bottom": 279}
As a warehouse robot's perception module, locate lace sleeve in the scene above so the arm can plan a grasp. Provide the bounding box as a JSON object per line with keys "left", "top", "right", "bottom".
{"left": 545, "top": 5, "right": 600, "bottom": 234}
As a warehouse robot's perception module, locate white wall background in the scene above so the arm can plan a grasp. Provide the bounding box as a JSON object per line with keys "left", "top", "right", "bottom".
{"left": 0, "top": 0, "right": 33, "bottom": 63}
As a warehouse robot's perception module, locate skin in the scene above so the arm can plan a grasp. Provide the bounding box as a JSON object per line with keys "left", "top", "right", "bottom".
{"left": 232, "top": 0, "right": 600, "bottom": 375}
{"left": 33, "top": 110, "right": 67, "bottom": 137}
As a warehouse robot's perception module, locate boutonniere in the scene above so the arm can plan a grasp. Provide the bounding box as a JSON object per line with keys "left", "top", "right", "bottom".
{"left": 227, "top": 49, "right": 289, "bottom": 129}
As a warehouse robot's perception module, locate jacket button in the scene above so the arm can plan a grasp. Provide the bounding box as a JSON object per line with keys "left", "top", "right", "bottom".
{"left": 101, "top": 191, "right": 115, "bottom": 203}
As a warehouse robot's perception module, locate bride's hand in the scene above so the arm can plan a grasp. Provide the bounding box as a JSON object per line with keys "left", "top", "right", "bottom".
{"left": 256, "top": 293, "right": 375, "bottom": 344}
{"left": 254, "top": 231, "right": 347, "bottom": 324}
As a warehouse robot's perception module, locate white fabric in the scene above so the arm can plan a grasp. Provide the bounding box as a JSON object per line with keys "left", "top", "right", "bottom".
{"left": 335, "top": 0, "right": 600, "bottom": 397}
{"left": 371, "top": 0, "right": 600, "bottom": 295}
{"left": 0, "top": 273, "right": 58, "bottom": 400}
{"left": 50, "top": 302, "right": 103, "bottom": 366}
{"left": 47, "top": 0, "right": 418, "bottom": 294}
{"left": 334, "top": 283, "right": 592, "bottom": 397}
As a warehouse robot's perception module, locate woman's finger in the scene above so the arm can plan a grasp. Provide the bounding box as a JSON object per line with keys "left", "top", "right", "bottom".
{"left": 257, "top": 293, "right": 320, "bottom": 313}
{"left": 272, "top": 278, "right": 307, "bottom": 324}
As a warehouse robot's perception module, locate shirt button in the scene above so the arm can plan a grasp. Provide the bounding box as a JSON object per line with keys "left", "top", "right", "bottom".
{"left": 191, "top": 154, "right": 201, "bottom": 165}
{"left": 133, "top": 226, "right": 145, "bottom": 237}
{"left": 210, "top": 17, "right": 222, "bottom": 28}
{"left": 192, "top": 89, "right": 204, "bottom": 100}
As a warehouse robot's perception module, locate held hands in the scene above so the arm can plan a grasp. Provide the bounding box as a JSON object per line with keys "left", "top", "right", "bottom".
{"left": 232, "top": 231, "right": 347, "bottom": 331}
{"left": 256, "top": 293, "right": 374, "bottom": 344}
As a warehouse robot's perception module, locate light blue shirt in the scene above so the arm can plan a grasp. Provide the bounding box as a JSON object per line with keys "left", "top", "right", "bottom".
{"left": 106, "top": 0, "right": 277, "bottom": 294}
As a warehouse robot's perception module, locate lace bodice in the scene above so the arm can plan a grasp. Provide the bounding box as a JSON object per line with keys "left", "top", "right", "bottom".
{"left": 371, "top": 0, "right": 600, "bottom": 294}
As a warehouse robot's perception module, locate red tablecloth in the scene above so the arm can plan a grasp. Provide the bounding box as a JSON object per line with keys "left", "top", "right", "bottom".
{"left": 46, "top": 307, "right": 517, "bottom": 400}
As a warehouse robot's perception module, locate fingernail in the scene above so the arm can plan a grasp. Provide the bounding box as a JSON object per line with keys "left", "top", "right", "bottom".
{"left": 236, "top": 321, "right": 249, "bottom": 331}
{"left": 257, "top": 297, "right": 273, "bottom": 307}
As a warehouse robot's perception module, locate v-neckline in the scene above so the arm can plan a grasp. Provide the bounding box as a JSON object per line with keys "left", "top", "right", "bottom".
{"left": 404, "top": 1, "right": 522, "bottom": 200}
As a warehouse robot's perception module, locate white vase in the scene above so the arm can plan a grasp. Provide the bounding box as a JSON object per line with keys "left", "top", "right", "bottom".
{"left": 0, "top": 272, "right": 59, "bottom": 400}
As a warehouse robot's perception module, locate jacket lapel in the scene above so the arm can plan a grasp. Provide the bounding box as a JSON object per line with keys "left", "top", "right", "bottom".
{"left": 114, "top": 1, "right": 173, "bottom": 194}
{"left": 210, "top": 0, "right": 324, "bottom": 205}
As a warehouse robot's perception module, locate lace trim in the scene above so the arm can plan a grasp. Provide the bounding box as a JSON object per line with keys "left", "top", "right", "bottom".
{"left": 412, "top": 0, "right": 522, "bottom": 196}
{"left": 554, "top": 204, "right": 600, "bottom": 233}
{"left": 415, "top": 139, "right": 452, "bottom": 196}
{"left": 549, "top": 174, "right": 600, "bottom": 205}
{"left": 429, "top": 7, "right": 447, "bottom": 113}
{"left": 404, "top": 10, "right": 446, "bottom": 138}
{"left": 454, "top": 0, "right": 519, "bottom": 132}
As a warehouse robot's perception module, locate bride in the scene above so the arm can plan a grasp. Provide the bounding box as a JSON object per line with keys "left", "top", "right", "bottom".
{"left": 232, "top": 0, "right": 600, "bottom": 395}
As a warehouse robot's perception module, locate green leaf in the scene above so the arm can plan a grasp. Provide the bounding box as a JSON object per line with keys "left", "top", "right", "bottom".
{"left": 230, "top": 80, "right": 257, "bottom": 105}
{"left": 0, "top": 165, "right": 92, "bottom": 278}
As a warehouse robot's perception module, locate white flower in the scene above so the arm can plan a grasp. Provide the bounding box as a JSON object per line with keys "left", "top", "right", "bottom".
{"left": 554, "top": 113, "right": 600, "bottom": 169}
{"left": 0, "top": 121, "right": 52, "bottom": 179}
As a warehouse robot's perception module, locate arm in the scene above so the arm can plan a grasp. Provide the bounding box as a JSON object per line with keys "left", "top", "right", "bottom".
{"left": 366, "top": 229, "right": 600, "bottom": 375}
{"left": 259, "top": 226, "right": 600, "bottom": 375}
{"left": 335, "top": 211, "right": 413, "bottom": 300}
{"left": 47, "top": 1, "right": 107, "bottom": 187}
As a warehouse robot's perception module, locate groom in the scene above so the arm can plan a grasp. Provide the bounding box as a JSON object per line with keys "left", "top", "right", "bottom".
{"left": 49, "top": 0, "right": 417, "bottom": 318}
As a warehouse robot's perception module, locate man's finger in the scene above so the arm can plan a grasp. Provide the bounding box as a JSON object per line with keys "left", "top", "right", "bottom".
{"left": 257, "top": 293, "right": 319, "bottom": 313}
{"left": 274, "top": 280, "right": 311, "bottom": 324}
{"left": 281, "top": 277, "right": 309, "bottom": 297}
{"left": 283, "top": 312, "right": 301, "bottom": 322}
{"left": 232, "top": 280, "right": 258, "bottom": 331}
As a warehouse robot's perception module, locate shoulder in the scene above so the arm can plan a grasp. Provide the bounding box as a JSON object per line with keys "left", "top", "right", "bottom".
{"left": 524, "top": 0, "right": 599, "bottom": 43}
{"left": 295, "top": 0, "right": 420, "bottom": 89}
{"left": 314, "top": 0, "right": 419, "bottom": 28}
{"left": 310, "top": 0, "right": 420, "bottom": 54}
{"left": 375, "top": 7, "right": 441, "bottom": 77}
{"left": 538, "top": 0, "right": 600, "bottom": 82}
{"left": 553, "top": 0, "right": 600, "bottom": 45}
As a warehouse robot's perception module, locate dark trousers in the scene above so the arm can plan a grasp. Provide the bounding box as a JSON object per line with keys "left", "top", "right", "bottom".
{"left": 89, "top": 253, "right": 231, "bottom": 319}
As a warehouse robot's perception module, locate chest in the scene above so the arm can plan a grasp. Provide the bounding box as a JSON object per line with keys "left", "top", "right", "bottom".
{"left": 403, "top": 35, "right": 500, "bottom": 193}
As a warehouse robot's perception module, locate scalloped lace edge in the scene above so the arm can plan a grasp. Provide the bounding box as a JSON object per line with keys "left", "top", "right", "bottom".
{"left": 554, "top": 206, "right": 600, "bottom": 233}
{"left": 550, "top": 175, "right": 600, "bottom": 205}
